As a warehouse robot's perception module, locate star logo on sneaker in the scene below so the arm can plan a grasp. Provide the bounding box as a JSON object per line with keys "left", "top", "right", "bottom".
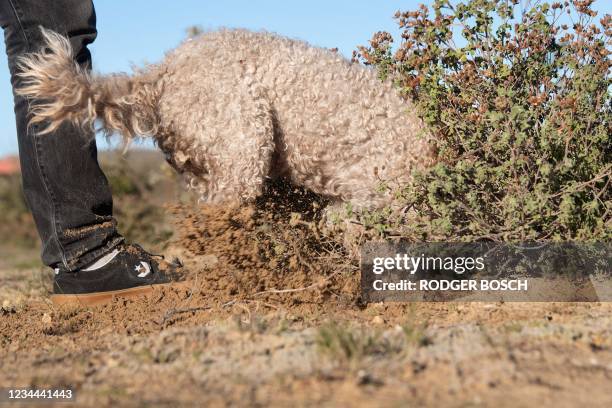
{"left": 134, "top": 261, "right": 151, "bottom": 278}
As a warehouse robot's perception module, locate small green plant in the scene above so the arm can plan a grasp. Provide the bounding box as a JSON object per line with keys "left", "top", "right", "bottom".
{"left": 355, "top": 0, "right": 610, "bottom": 241}
{"left": 316, "top": 322, "right": 383, "bottom": 366}
{"left": 402, "top": 322, "right": 432, "bottom": 346}
{"left": 315, "top": 321, "right": 423, "bottom": 368}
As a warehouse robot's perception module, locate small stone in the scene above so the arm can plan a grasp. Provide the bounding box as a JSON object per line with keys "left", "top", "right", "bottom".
{"left": 106, "top": 358, "right": 119, "bottom": 368}
{"left": 356, "top": 370, "right": 382, "bottom": 386}
{"left": 371, "top": 316, "right": 384, "bottom": 325}
{"left": 41, "top": 313, "right": 52, "bottom": 325}
{"left": 200, "top": 254, "right": 219, "bottom": 267}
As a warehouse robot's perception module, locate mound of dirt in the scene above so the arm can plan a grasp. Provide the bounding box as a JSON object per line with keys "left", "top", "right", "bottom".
{"left": 169, "top": 179, "right": 358, "bottom": 306}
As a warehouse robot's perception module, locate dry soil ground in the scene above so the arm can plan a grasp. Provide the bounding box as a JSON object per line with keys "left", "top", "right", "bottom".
{"left": 0, "top": 153, "right": 610, "bottom": 407}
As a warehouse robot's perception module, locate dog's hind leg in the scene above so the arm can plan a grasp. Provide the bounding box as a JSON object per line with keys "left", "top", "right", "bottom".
{"left": 195, "top": 83, "right": 275, "bottom": 204}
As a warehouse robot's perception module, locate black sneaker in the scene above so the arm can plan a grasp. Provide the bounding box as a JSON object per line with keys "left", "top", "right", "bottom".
{"left": 51, "top": 243, "right": 181, "bottom": 306}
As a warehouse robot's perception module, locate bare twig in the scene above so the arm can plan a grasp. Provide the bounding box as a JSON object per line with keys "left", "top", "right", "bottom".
{"left": 222, "top": 299, "right": 238, "bottom": 308}
{"left": 159, "top": 306, "right": 210, "bottom": 325}
{"left": 251, "top": 270, "right": 341, "bottom": 297}
{"left": 549, "top": 165, "right": 611, "bottom": 198}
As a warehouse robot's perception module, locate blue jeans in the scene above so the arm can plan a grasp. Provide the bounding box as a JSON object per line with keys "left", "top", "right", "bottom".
{"left": 0, "top": 0, "right": 123, "bottom": 270}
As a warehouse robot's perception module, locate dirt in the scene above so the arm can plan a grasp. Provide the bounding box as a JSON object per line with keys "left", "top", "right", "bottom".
{"left": 166, "top": 183, "right": 355, "bottom": 308}
{"left": 1, "top": 183, "right": 611, "bottom": 407}
{"left": 62, "top": 221, "right": 117, "bottom": 239}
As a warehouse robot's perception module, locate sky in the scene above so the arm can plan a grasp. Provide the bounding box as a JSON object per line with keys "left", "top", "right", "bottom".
{"left": 0, "top": 0, "right": 610, "bottom": 156}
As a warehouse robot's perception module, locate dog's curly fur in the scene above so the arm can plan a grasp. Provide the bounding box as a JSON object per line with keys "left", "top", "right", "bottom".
{"left": 16, "top": 28, "right": 435, "bottom": 209}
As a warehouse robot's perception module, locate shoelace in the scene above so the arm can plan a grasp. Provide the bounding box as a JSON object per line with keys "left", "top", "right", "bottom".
{"left": 129, "top": 243, "right": 184, "bottom": 279}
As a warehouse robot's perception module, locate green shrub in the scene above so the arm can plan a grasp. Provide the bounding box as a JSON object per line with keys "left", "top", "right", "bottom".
{"left": 355, "top": 0, "right": 610, "bottom": 241}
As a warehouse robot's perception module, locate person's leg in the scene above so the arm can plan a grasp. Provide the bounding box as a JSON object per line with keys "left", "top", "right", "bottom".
{"left": 0, "top": 0, "right": 123, "bottom": 271}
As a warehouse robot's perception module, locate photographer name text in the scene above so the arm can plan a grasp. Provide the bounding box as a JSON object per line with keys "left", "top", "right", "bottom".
{"left": 372, "top": 279, "right": 528, "bottom": 291}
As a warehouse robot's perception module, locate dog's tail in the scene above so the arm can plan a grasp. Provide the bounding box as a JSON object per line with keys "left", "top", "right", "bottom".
{"left": 16, "top": 28, "right": 161, "bottom": 138}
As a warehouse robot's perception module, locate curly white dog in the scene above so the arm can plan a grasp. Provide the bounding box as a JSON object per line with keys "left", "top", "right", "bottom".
{"left": 17, "top": 28, "right": 435, "bottom": 210}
